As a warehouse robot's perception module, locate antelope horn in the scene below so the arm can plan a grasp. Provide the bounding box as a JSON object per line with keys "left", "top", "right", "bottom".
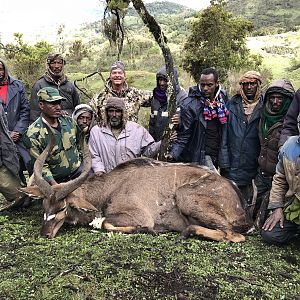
{"left": 34, "top": 118, "right": 56, "bottom": 199}
{"left": 52, "top": 128, "right": 92, "bottom": 201}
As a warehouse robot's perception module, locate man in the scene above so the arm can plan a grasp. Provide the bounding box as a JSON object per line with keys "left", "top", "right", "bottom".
{"left": 0, "top": 58, "right": 31, "bottom": 184}
{"left": 30, "top": 53, "right": 80, "bottom": 123}
{"left": 219, "top": 71, "right": 263, "bottom": 202}
{"left": 149, "top": 65, "right": 187, "bottom": 142}
{"left": 167, "top": 67, "right": 228, "bottom": 168}
{"left": 89, "top": 97, "right": 160, "bottom": 175}
{"left": 0, "top": 104, "right": 24, "bottom": 203}
{"left": 23, "top": 87, "right": 82, "bottom": 185}
{"left": 254, "top": 79, "right": 295, "bottom": 222}
{"left": 89, "top": 61, "right": 152, "bottom": 124}
{"left": 261, "top": 115, "right": 300, "bottom": 244}
{"left": 72, "top": 104, "right": 96, "bottom": 141}
{"left": 279, "top": 88, "right": 300, "bottom": 147}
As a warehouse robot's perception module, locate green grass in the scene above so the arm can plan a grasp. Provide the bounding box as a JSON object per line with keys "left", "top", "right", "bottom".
{"left": 0, "top": 197, "right": 299, "bottom": 300}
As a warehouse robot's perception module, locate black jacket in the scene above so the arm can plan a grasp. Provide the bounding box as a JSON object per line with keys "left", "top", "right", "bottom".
{"left": 30, "top": 75, "right": 80, "bottom": 123}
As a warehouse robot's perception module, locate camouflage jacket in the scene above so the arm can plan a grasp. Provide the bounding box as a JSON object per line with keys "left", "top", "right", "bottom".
{"left": 89, "top": 79, "right": 152, "bottom": 123}
{"left": 23, "top": 116, "right": 82, "bottom": 183}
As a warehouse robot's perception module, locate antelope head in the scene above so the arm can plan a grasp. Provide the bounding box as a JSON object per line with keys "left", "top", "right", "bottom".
{"left": 30, "top": 118, "right": 97, "bottom": 238}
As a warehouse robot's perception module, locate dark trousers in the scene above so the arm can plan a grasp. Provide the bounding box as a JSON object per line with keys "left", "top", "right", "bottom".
{"left": 261, "top": 219, "right": 299, "bottom": 245}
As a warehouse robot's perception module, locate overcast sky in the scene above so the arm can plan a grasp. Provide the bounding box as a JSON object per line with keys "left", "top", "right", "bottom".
{"left": 0, "top": 0, "right": 209, "bottom": 43}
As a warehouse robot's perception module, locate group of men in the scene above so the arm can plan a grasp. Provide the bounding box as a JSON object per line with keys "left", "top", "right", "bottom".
{"left": 0, "top": 52, "right": 300, "bottom": 246}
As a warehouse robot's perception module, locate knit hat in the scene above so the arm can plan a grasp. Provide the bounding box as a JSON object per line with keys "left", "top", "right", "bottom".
{"left": 46, "top": 53, "right": 66, "bottom": 65}
{"left": 72, "top": 104, "right": 95, "bottom": 122}
{"left": 105, "top": 97, "right": 126, "bottom": 110}
{"left": 110, "top": 61, "right": 125, "bottom": 73}
{"left": 37, "top": 87, "right": 66, "bottom": 102}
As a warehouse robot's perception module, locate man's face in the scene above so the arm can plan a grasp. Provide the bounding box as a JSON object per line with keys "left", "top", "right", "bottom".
{"left": 0, "top": 63, "right": 5, "bottom": 81}
{"left": 158, "top": 77, "right": 168, "bottom": 91}
{"left": 110, "top": 69, "right": 125, "bottom": 87}
{"left": 107, "top": 108, "right": 123, "bottom": 128}
{"left": 199, "top": 74, "right": 218, "bottom": 100}
{"left": 49, "top": 59, "right": 64, "bottom": 76}
{"left": 242, "top": 81, "right": 258, "bottom": 100}
{"left": 77, "top": 112, "right": 92, "bottom": 130}
{"left": 268, "top": 92, "right": 284, "bottom": 113}
{"left": 39, "top": 101, "right": 62, "bottom": 118}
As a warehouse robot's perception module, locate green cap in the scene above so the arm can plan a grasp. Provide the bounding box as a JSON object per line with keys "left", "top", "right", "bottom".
{"left": 37, "top": 87, "right": 66, "bottom": 102}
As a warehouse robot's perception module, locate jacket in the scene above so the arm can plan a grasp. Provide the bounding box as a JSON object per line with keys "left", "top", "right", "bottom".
{"left": 30, "top": 75, "right": 80, "bottom": 123}
{"left": 23, "top": 116, "right": 82, "bottom": 182}
{"left": 170, "top": 85, "right": 227, "bottom": 164}
{"left": 258, "top": 79, "right": 295, "bottom": 176}
{"left": 279, "top": 88, "right": 300, "bottom": 147}
{"left": 149, "top": 66, "right": 188, "bottom": 141}
{"left": 89, "top": 79, "right": 152, "bottom": 123}
{"left": 0, "top": 105, "right": 19, "bottom": 177}
{"left": 219, "top": 94, "right": 263, "bottom": 185}
{"left": 269, "top": 136, "right": 300, "bottom": 209}
{"left": 89, "top": 121, "right": 161, "bottom": 173}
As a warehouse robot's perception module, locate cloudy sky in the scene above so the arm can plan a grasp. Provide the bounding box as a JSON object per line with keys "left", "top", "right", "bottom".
{"left": 0, "top": 0, "right": 209, "bottom": 43}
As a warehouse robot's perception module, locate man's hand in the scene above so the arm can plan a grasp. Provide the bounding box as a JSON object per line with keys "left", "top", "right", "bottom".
{"left": 60, "top": 110, "right": 69, "bottom": 117}
{"left": 171, "top": 113, "right": 180, "bottom": 126}
{"left": 94, "top": 171, "right": 104, "bottom": 177}
{"left": 10, "top": 131, "right": 21, "bottom": 142}
{"left": 262, "top": 207, "right": 284, "bottom": 231}
{"left": 165, "top": 153, "right": 173, "bottom": 161}
{"left": 170, "top": 131, "right": 177, "bottom": 142}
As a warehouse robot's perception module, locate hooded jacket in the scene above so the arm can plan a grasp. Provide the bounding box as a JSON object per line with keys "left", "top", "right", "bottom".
{"left": 30, "top": 74, "right": 80, "bottom": 123}
{"left": 149, "top": 66, "right": 188, "bottom": 141}
{"left": 258, "top": 79, "right": 295, "bottom": 176}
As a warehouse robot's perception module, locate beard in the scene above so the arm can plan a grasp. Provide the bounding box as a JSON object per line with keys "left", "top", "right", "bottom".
{"left": 109, "top": 117, "right": 122, "bottom": 128}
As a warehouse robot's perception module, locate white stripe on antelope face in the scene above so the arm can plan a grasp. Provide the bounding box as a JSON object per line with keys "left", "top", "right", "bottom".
{"left": 44, "top": 213, "right": 56, "bottom": 222}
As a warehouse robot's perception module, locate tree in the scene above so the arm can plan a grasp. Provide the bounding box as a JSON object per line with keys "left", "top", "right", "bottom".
{"left": 182, "top": 1, "right": 261, "bottom": 82}
{"left": 1, "top": 33, "right": 53, "bottom": 91}
{"left": 67, "top": 40, "right": 90, "bottom": 64}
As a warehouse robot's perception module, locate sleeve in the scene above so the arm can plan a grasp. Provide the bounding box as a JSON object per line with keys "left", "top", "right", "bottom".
{"left": 140, "top": 128, "right": 161, "bottom": 158}
{"left": 279, "top": 90, "right": 300, "bottom": 147}
{"left": 30, "top": 82, "right": 42, "bottom": 123}
{"left": 13, "top": 82, "right": 30, "bottom": 133}
{"left": 268, "top": 149, "right": 289, "bottom": 209}
{"left": 88, "top": 128, "right": 105, "bottom": 173}
{"left": 136, "top": 88, "right": 153, "bottom": 107}
{"left": 218, "top": 121, "right": 230, "bottom": 168}
{"left": 170, "top": 102, "right": 194, "bottom": 160}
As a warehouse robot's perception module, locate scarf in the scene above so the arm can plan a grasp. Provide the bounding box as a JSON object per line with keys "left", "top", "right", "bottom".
{"left": 261, "top": 96, "right": 292, "bottom": 138}
{"left": 154, "top": 86, "right": 167, "bottom": 106}
{"left": 202, "top": 86, "right": 229, "bottom": 124}
{"left": 44, "top": 67, "right": 66, "bottom": 86}
{"left": 0, "top": 81, "right": 8, "bottom": 105}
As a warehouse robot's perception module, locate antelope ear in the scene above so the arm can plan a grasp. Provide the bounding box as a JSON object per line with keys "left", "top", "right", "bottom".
{"left": 19, "top": 186, "right": 43, "bottom": 198}
{"left": 68, "top": 197, "right": 98, "bottom": 212}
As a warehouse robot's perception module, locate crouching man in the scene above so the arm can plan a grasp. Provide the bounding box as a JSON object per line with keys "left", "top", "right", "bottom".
{"left": 89, "top": 97, "right": 161, "bottom": 175}
{"left": 261, "top": 115, "right": 300, "bottom": 244}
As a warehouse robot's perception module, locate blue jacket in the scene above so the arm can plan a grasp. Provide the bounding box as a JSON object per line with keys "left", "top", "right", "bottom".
{"left": 219, "top": 94, "right": 263, "bottom": 185}
{"left": 170, "top": 85, "right": 227, "bottom": 164}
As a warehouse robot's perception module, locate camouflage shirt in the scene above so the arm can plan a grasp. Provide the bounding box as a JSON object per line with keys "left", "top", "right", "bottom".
{"left": 89, "top": 79, "right": 152, "bottom": 123}
{"left": 23, "top": 116, "right": 82, "bottom": 183}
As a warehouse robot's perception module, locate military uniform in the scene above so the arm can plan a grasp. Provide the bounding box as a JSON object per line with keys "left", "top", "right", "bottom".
{"left": 23, "top": 116, "right": 82, "bottom": 183}
{"left": 90, "top": 80, "right": 152, "bottom": 124}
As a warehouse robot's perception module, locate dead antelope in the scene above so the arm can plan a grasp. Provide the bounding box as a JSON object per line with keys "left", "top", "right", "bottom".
{"left": 21, "top": 123, "right": 252, "bottom": 242}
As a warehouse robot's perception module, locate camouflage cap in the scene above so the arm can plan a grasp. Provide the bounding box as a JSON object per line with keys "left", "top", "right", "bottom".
{"left": 110, "top": 61, "right": 125, "bottom": 73}
{"left": 37, "top": 87, "right": 66, "bottom": 102}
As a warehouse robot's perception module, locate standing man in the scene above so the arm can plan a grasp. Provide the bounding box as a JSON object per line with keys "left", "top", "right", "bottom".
{"left": 261, "top": 116, "right": 300, "bottom": 244}
{"left": 23, "top": 87, "right": 82, "bottom": 185}
{"left": 219, "top": 71, "right": 263, "bottom": 203}
{"left": 254, "top": 79, "right": 295, "bottom": 222}
{"left": 149, "top": 65, "right": 187, "bottom": 142}
{"left": 0, "top": 104, "right": 24, "bottom": 203}
{"left": 89, "top": 61, "right": 152, "bottom": 124}
{"left": 166, "top": 67, "right": 228, "bottom": 168}
{"left": 30, "top": 53, "right": 80, "bottom": 123}
{"left": 0, "top": 58, "right": 31, "bottom": 184}
{"left": 89, "top": 97, "right": 160, "bottom": 175}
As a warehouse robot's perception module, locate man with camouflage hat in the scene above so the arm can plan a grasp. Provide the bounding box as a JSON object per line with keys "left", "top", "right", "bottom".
{"left": 89, "top": 61, "right": 152, "bottom": 124}
{"left": 23, "top": 87, "right": 82, "bottom": 185}
{"left": 30, "top": 53, "right": 80, "bottom": 123}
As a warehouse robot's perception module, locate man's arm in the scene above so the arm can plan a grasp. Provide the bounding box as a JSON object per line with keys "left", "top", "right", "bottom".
{"left": 140, "top": 128, "right": 161, "bottom": 158}
{"left": 88, "top": 128, "right": 106, "bottom": 173}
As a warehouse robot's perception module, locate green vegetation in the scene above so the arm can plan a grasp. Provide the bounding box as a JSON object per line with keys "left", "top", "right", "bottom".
{"left": 0, "top": 198, "right": 300, "bottom": 300}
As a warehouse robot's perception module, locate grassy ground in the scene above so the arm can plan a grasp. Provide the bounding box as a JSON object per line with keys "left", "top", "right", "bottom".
{"left": 0, "top": 198, "right": 299, "bottom": 300}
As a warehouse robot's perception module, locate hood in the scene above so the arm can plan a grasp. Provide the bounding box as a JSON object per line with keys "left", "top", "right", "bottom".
{"left": 103, "top": 97, "right": 128, "bottom": 128}
{"left": 264, "top": 79, "right": 295, "bottom": 104}
{"left": 0, "top": 58, "right": 9, "bottom": 82}
{"left": 188, "top": 85, "right": 202, "bottom": 98}
{"left": 156, "top": 66, "right": 180, "bottom": 92}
